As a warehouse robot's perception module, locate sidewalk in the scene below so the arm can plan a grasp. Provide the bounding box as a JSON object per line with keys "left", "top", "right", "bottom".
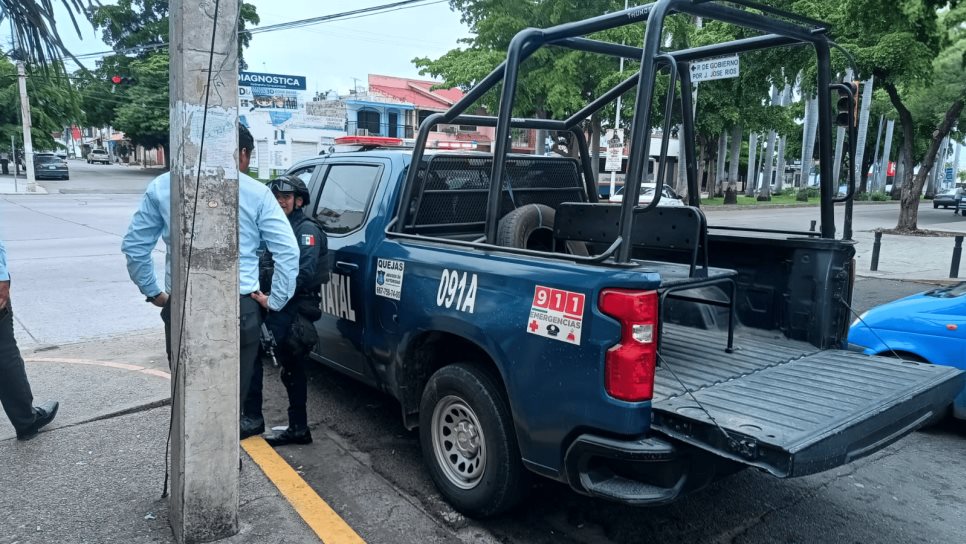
{"left": 0, "top": 175, "right": 47, "bottom": 194}
{"left": 852, "top": 217, "right": 966, "bottom": 283}
{"left": 0, "top": 332, "right": 320, "bottom": 544}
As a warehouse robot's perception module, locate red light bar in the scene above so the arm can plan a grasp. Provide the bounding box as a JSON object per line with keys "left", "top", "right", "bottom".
{"left": 334, "top": 136, "right": 403, "bottom": 147}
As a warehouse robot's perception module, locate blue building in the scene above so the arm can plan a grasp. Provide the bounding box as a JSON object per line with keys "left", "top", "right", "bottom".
{"left": 342, "top": 94, "right": 415, "bottom": 138}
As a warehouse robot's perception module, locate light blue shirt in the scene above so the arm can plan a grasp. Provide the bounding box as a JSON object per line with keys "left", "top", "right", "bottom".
{"left": 0, "top": 239, "right": 8, "bottom": 281}
{"left": 121, "top": 172, "right": 299, "bottom": 311}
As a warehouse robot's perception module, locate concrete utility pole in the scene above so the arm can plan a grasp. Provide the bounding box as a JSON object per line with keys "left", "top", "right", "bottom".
{"left": 169, "top": 0, "right": 241, "bottom": 542}
{"left": 16, "top": 62, "right": 36, "bottom": 192}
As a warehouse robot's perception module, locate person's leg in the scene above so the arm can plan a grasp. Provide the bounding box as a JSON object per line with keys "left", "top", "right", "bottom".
{"left": 238, "top": 297, "right": 263, "bottom": 416}
{"left": 243, "top": 353, "right": 263, "bottom": 420}
{"left": 0, "top": 306, "right": 36, "bottom": 432}
{"left": 281, "top": 353, "right": 308, "bottom": 429}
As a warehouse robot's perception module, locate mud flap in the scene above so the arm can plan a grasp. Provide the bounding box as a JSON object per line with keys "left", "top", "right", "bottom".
{"left": 651, "top": 351, "right": 964, "bottom": 477}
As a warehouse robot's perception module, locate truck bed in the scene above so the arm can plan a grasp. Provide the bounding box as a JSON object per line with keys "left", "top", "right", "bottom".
{"left": 655, "top": 324, "right": 818, "bottom": 401}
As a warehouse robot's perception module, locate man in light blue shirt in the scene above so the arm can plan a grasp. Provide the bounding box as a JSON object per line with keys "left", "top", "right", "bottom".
{"left": 0, "top": 240, "right": 59, "bottom": 440}
{"left": 121, "top": 125, "right": 299, "bottom": 438}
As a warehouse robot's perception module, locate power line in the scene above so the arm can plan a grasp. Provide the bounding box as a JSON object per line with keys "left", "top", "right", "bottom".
{"left": 64, "top": 0, "right": 446, "bottom": 64}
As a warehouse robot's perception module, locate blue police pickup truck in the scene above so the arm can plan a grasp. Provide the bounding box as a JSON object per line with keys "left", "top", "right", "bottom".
{"left": 282, "top": 2, "right": 964, "bottom": 518}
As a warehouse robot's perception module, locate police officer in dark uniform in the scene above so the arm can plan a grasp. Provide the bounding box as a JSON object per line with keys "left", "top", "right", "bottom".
{"left": 245, "top": 175, "right": 328, "bottom": 446}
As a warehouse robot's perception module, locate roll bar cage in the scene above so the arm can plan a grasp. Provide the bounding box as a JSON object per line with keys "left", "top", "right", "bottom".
{"left": 394, "top": 0, "right": 851, "bottom": 263}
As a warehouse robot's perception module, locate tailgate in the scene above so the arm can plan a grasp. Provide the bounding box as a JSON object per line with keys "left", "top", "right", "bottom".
{"left": 651, "top": 347, "right": 964, "bottom": 478}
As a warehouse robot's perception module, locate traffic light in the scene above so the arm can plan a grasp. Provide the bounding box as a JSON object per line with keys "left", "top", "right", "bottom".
{"left": 110, "top": 75, "right": 137, "bottom": 85}
{"left": 835, "top": 81, "right": 859, "bottom": 127}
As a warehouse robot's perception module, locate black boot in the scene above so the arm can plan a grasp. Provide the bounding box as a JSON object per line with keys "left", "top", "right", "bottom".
{"left": 17, "top": 401, "right": 59, "bottom": 441}
{"left": 265, "top": 425, "right": 312, "bottom": 447}
{"left": 240, "top": 415, "right": 264, "bottom": 439}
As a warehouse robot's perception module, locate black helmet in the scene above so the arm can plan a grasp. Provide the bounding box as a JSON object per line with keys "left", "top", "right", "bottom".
{"left": 269, "top": 175, "right": 311, "bottom": 207}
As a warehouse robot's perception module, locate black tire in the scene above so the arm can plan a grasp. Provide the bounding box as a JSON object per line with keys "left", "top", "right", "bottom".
{"left": 497, "top": 204, "right": 556, "bottom": 251}
{"left": 419, "top": 363, "right": 528, "bottom": 517}
{"left": 497, "top": 204, "right": 588, "bottom": 255}
{"left": 934, "top": 202, "right": 939, "bottom": 209}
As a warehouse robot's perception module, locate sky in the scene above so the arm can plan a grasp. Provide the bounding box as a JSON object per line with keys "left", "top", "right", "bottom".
{"left": 9, "top": 0, "right": 472, "bottom": 95}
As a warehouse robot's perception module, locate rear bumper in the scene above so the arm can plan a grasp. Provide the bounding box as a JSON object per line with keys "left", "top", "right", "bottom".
{"left": 562, "top": 433, "right": 737, "bottom": 506}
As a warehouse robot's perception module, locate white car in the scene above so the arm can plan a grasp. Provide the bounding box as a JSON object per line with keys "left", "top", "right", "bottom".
{"left": 608, "top": 183, "right": 686, "bottom": 206}
{"left": 87, "top": 149, "right": 110, "bottom": 165}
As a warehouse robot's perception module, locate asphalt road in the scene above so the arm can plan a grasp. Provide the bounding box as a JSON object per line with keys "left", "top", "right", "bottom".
{"left": 37, "top": 159, "right": 161, "bottom": 194}
{"left": 3, "top": 174, "right": 965, "bottom": 543}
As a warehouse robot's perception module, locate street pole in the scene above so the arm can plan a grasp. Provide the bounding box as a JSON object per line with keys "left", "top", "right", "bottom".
{"left": 16, "top": 61, "right": 36, "bottom": 192}
{"left": 169, "top": 0, "right": 241, "bottom": 542}
{"left": 10, "top": 135, "right": 17, "bottom": 192}
{"left": 609, "top": 0, "right": 628, "bottom": 197}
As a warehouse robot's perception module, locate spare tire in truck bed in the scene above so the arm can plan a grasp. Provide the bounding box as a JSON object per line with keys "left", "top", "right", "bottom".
{"left": 498, "top": 204, "right": 588, "bottom": 255}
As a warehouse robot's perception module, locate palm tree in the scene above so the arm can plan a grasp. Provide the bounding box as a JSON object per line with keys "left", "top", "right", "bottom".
{"left": 1, "top": 1, "right": 95, "bottom": 68}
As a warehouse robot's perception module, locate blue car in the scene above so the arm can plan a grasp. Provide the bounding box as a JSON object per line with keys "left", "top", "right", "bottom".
{"left": 849, "top": 283, "right": 966, "bottom": 420}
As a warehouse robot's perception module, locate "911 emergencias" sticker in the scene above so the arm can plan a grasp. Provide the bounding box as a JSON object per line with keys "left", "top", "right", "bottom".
{"left": 526, "top": 285, "right": 585, "bottom": 345}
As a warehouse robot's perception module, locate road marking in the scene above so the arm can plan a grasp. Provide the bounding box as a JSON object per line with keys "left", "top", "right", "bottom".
{"left": 25, "top": 356, "right": 171, "bottom": 379}
{"left": 242, "top": 436, "right": 366, "bottom": 544}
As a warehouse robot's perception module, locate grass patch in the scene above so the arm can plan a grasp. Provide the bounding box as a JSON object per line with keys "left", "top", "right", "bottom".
{"left": 701, "top": 193, "right": 818, "bottom": 206}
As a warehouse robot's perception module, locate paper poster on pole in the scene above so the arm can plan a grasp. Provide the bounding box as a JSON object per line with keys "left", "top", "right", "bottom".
{"left": 605, "top": 128, "right": 624, "bottom": 172}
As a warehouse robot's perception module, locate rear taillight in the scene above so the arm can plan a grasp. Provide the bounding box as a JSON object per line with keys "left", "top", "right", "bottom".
{"left": 599, "top": 288, "right": 658, "bottom": 402}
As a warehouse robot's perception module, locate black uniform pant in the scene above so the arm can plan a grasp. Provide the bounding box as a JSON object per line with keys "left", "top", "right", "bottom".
{"left": 161, "top": 296, "right": 263, "bottom": 413}
{"left": 0, "top": 306, "right": 38, "bottom": 433}
{"left": 244, "top": 307, "right": 309, "bottom": 428}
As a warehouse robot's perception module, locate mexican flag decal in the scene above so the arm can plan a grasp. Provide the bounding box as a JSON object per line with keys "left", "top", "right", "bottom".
{"left": 301, "top": 234, "right": 316, "bottom": 246}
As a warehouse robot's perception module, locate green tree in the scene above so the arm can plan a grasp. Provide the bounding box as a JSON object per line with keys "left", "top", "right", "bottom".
{"left": 0, "top": 1, "right": 95, "bottom": 69}
{"left": 112, "top": 53, "right": 170, "bottom": 155}
{"left": 77, "top": 0, "right": 260, "bottom": 163}
{"left": 0, "top": 57, "right": 82, "bottom": 153}
{"left": 811, "top": 0, "right": 965, "bottom": 230}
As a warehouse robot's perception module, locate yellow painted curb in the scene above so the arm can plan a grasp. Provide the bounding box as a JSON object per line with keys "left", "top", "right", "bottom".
{"left": 241, "top": 436, "right": 366, "bottom": 544}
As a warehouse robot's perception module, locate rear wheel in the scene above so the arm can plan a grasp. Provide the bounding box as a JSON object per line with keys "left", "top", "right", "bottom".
{"left": 419, "top": 363, "right": 528, "bottom": 517}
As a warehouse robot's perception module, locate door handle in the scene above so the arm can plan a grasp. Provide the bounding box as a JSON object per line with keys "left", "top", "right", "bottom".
{"left": 335, "top": 261, "right": 359, "bottom": 273}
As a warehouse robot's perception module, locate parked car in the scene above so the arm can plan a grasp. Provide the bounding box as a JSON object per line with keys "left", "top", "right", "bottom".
{"left": 848, "top": 282, "right": 966, "bottom": 420}
{"left": 33, "top": 153, "right": 69, "bottom": 180}
{"left": 608, "top": 183, "right": 685, "bottom": 206}
{"left": 934, "top": 188, "right": 964, "bottom": 209}
{"left": 87, "top": 149, "right": 110, "bottom": 165}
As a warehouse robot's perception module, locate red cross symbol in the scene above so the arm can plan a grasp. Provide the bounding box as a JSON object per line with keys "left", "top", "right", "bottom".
{"left": 529, "top": 320, "right": 539, "bottom": 332}
{"left": 567, "top": 331, "right": 576, "bottom": 342}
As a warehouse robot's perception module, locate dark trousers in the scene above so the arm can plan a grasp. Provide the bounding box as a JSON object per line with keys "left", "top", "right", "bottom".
{"left": 0, "top": 306, "right": 37, "bottom": 433}
{"left": 244, "top": 307, "right": 309, "bottom": 428}
{"left": 161, "top": 296, "right": 263, "bottom": 413}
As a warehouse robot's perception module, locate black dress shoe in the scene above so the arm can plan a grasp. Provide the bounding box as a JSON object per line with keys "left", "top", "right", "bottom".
{"left": 17, "top": 401, "right": 59, "bottom": 441}
{"left": 240, "top": 415, "right": 264, "bottom": 439}
{"left": 265, "top": 426, "right": 312, "bottom": 447}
